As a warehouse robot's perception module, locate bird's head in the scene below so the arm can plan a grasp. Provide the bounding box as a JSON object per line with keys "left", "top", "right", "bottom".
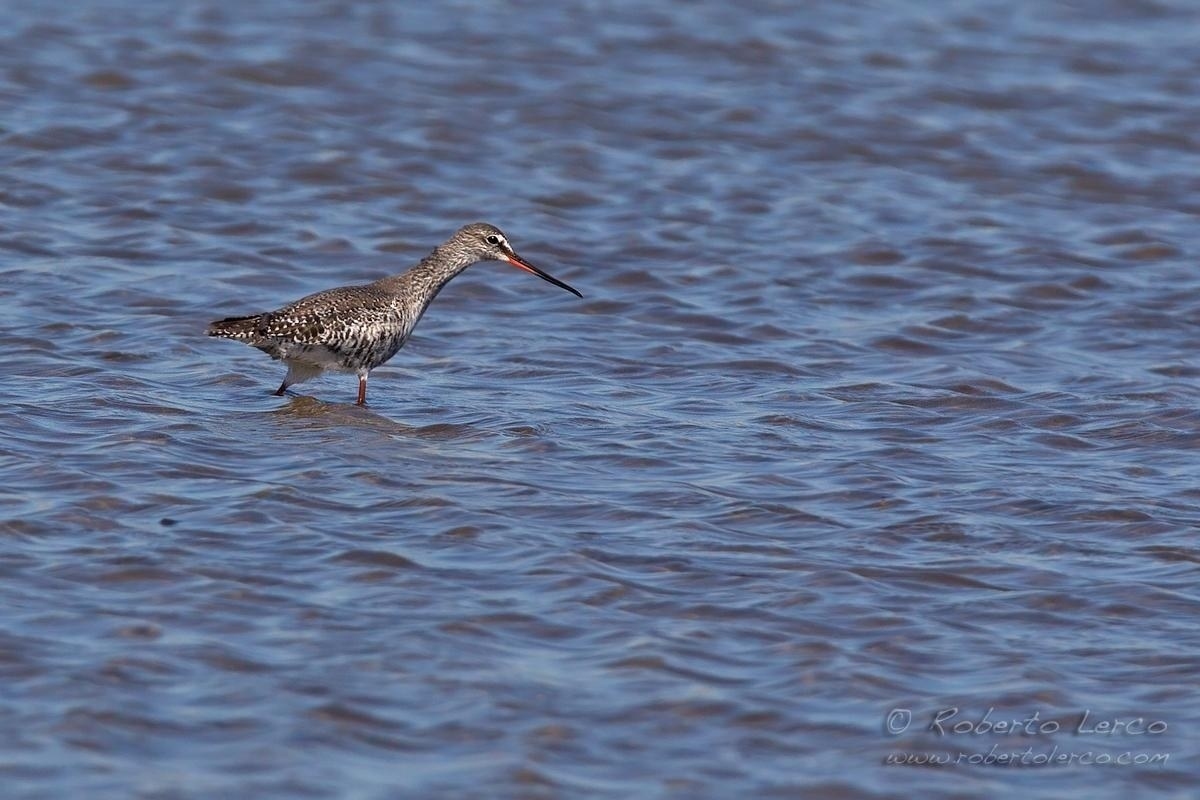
{"left": 454, "top": 222, "right": 583, "bottom": 298}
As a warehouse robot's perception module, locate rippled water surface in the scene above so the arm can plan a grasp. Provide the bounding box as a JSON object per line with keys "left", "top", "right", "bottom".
{"left": 3, "top": 1, "right": 1199, "bottom": 797}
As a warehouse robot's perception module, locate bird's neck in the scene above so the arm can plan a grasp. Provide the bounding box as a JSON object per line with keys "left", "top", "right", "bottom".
{"left": 376, "top": 245, "right": 476, "bottom": 296}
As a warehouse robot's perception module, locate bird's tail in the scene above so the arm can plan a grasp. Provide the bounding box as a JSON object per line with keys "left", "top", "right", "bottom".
{"left": 207, "top": 314, "right": 264, "bottom": 339}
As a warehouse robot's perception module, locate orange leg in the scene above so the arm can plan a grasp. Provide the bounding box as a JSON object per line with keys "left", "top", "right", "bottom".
{"left": 356, "top": 374, "right": 367, "bottom": 405}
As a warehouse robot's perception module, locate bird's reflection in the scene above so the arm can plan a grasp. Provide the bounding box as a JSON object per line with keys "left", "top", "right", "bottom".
{"left": 267, "top": 393, "right": 483, "bottom": 441}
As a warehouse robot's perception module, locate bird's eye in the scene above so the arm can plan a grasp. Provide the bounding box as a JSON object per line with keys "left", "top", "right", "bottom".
{"left": 485, "top": 234, "right": 502, "bottom": 246}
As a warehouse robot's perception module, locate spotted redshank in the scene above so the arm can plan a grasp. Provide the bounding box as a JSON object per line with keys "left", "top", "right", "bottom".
{"left": 207, "top": 222, "right": 582, "bottom": 405}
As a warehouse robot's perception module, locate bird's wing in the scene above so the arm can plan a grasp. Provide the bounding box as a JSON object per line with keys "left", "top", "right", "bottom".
{"left": 260, "top": 285, "right": 383, "bottom": 345}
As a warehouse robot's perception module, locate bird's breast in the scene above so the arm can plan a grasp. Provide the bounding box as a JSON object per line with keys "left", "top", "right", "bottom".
{"left": 330, "top": 312, "right": 412, "bottom": 371}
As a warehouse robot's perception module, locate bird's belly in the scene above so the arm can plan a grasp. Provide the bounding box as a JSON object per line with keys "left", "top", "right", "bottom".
{"left": 277, "top": 342, "right": 352, "bottom": 371}
{"left": 334, "top": 330, "right": 407, "bottom": 372}
{"left": 267, "top": 318, "right": 409, "bottom": 374}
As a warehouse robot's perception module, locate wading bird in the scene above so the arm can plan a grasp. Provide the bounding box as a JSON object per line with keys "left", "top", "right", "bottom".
{"left": 207, "top": 222, "right": 581, "bottom": 405}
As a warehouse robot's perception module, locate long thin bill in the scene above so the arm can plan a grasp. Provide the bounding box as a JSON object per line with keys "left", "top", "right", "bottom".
{"left": 507, "top": 255, "right": 583, "bottom": 298}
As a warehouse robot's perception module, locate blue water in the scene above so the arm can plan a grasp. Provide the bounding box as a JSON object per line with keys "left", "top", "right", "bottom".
{"left": 2, "top": 1, "right": 1198, "bottom": 797}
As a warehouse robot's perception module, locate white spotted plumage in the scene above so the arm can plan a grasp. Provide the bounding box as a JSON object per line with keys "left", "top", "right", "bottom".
{"left": 207, "top": 222, "right": 582, "bottom": 405}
